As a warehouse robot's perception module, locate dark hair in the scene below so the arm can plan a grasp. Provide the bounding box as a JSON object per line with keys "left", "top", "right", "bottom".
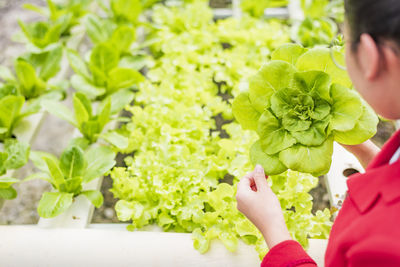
{"left": 345, "top": 0, "right": 400, "bottom": 51}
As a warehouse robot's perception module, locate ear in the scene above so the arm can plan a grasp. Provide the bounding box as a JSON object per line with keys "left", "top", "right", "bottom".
{"left": 381, "top": 42, "right": 400, "bottom": 73}
{"left": 358, "top": 34, "right": 381, "bottom": 80}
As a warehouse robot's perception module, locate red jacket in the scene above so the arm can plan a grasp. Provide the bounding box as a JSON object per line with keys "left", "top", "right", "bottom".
{"left": 261, "top": 130, "right": 400, "bottom": 267}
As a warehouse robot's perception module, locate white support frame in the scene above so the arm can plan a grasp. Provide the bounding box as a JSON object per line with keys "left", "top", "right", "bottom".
{"left": 0, "top": 224, "right": 327, "bottom": 267}
{"left": 325, "top": 143, "right": 364, "bottom": 212}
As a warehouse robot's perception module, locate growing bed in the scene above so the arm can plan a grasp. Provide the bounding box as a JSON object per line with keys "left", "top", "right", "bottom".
{"left": 0, "top": 0, "right": 390, "bottom": 266}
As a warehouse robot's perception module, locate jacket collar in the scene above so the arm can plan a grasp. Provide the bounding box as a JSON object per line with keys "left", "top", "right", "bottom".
{"left": 346, "top": 130, "right": 400, "bottom": 213}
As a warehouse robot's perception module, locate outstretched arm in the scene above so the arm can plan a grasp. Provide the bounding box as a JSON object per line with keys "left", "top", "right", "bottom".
{"left": 341, "top": 140, "right": 380, "bottom": 169}
{"left": 236, "top": 165, "right": 317, "bottom": 267}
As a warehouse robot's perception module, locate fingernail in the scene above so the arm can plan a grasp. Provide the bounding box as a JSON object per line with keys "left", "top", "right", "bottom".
{"left": 255, "top": 164, "right": 264, "bottom": 173}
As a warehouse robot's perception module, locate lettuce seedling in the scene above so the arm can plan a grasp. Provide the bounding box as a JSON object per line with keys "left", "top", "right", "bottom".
{"left": 83, "top": 14, "right": 117, "bottom": 45}
{"left": 0, "top": 139, "right": 30, "bottom": 199}
{"left": 233, "top": 44, "right": 378, "bottom": 176}
{"left": 0, "top": 46, "right": 64, "bottom": 100}
{"left": 42, "top": 92, "right": 132, "bottom": 149}
{"left": 30, "top": 145, "right": 115, "bottom": 218}
{"left": 0, "top": 95, "right": 26, "bottom": 141}
{"left": 111, "top": 0, "right": 142, "bottom": 24}
{"left": 18, "top": 19, "right": 64, "bottom": 49}
{"left": 67, "top": 39, "right": 144, "bottom": 100}
{"left": 23, "top": 0, "right": 91, "bottom": 37}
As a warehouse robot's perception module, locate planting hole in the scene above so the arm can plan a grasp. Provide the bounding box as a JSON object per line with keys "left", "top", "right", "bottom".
{"left": 343, "top": 168, "right": 360, "bottom": 177}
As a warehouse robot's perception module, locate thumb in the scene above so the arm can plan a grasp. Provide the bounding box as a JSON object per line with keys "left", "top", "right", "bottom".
{"left": 253, "top": 164, "right": 268, "bottom": 190}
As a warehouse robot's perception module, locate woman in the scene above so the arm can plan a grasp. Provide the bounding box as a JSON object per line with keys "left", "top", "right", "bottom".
{"left": 236, "top": 0, "right": 400, "bottom": 266}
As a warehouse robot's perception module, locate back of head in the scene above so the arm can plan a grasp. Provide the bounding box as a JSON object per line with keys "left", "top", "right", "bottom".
{"left": 345, "top": 0, "right": 400, "bottom": 51}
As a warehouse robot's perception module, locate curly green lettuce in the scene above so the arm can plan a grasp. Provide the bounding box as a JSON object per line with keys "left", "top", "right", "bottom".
{"left": 293, "top": 17, "right": 338, "bottom": 47}
{"left": 233, "top": 44, "right": 378, "bottom": 176}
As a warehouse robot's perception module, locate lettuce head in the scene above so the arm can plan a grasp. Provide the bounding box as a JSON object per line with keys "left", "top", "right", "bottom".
{"left": 233, "top": 44, "right": 378, "bottom": 176}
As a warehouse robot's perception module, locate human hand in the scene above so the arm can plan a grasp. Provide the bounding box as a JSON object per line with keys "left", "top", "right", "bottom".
{"left": 236, "top": 164, "right": 292, "bottom": 249}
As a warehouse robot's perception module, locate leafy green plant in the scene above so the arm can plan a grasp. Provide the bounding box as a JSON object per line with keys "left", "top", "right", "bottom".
{"left": 0, "top": 139, "right": 30, "bottom": 199}
{"left": 23, "top": 0, "right": 91, "bottom": 36}
{"left": 42, "top": 92, "right": 132, "bottom": 149}
{"left": 241, "top": 0, "right": 288, "bottom": 17}
{"left": 151, "top": 1, "right": 213, "bottom": 34}
{"left": 110, "top": 2, "right": 332, "bottom": 258}
{"left": 83, "top": 14, "right": 117, "bottom": 45}
{"left": 30, "top": 145, "right": 115, "bottom": 218}
{"left": 111, "top": 102, "right": 332, "bottom": 257}
{"left": 18, "top": 19, "right": 64, "bottom": 49}
{"left": 111, "top": 0, "right": 142, "bottom": 24}
{"left": 301, "top": 0, "right": 329, "bottom": 18}
{"left": 295, "top": 0, "right": 343, "bottom": 47}
{"left": 293, "top": 17, "right": 337, "bottom": 47}
{"left": 148, "top": 3, "right": 289, "bottom": 99}
{"left": 233, "top": 44, "right": 378, "bottom": 176}
{"left": 0, "top": 177, "right": 20, "bottom": 200}
{"left": 67, "top": 41, "right": 144, "bottom": 100}
{"left": 300, "top": 0, "right": 344, "bottom": 22}
{"left": 0, "top": 95, "right": 27, "bottom": 141}
{"left": 0, "top": 46, "right": 64, "bottom": 100}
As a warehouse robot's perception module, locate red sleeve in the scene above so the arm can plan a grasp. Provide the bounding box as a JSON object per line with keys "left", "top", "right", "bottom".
{"left": 261, "top": 240, "right": 317, "bottom": 267}
{"left": 347, "top": 236, "right": 400, "bottom": 267}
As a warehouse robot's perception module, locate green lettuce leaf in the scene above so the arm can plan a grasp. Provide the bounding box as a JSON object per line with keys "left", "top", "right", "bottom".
{"left": 257, "top": 110, "right": 296, "bottom": 155}
{"left": 232, "top": 92, "right": 261, "bottom": 131}
{"left": 249, "top": 61, "right": 296, "bottom": 113}
{"left": 250, "top": 140, "right": 287, "bottom": 175}
{"left": 37, "top": 192, "right": 73, "bottom": 218}
{"left": 330, "top": 83, "right": 363, "bottom": 131}
{"left": 296, "top": 47, "right": 351, "bottom": 88}
{"left": 271, "top": 43, "right": 307, "bottom": 65}
{"left": 279, "top": 136, "right": 334, "bottom": 176}
{"left": 334, "top": 103, "right": 379, "bottom": 145}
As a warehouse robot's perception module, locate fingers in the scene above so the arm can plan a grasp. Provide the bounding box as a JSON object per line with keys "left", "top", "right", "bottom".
{"left": 237, "top": 171, "right": 255, "bottom": 194}
{"left": 253, "top": 164, "right": 268, "bottom": 190}
{"left": 238, "top": 172, "right": 252, "bottom": 186}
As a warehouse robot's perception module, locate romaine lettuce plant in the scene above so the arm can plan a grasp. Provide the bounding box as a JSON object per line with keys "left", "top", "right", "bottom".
{"left": 0, "top": 46, "right": 63, "bottom": 100}
{"left": 42, "top": 92, "right": 131, "bottom": 149}
{"left": 18, "top": 20, "right": 64, "bottom": 49}
{"left": 0, "top": 139, "right": 30, "bottom": 199}
{"left": 29, "top": 145, "right": 115, "bottom": 218}
{"left": 0, "top": 95, "right": 27, "bottom": 141}
{"left": 83, "top": 14, "right": 117, "bottom": 45}
{"left": 111, "top": 0, "right": 142, "bottom": 24}
{"left": 233, "top": 44, "right": 378, "bottom": 176}
{"left": 67, "top": 41, "right": 144, "bottom": 100}
{"left": 82, "top": 14, "right": 153, "bottom": 76}
{"left": 23, "top": 0, "right": 91, "bottom": 37}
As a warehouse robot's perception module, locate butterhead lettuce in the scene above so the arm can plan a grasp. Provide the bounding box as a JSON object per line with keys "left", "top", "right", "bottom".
{"left": 233, "top": 44, "right": 378, "bottom": 176}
